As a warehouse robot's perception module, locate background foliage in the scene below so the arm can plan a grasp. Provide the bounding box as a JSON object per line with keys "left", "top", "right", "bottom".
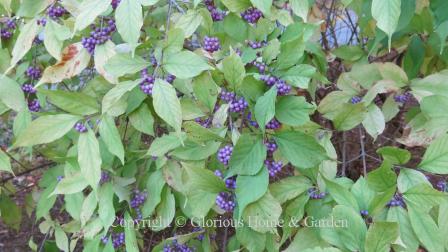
{"left": 1, "top": 0, "right": 448, "bottom": 251}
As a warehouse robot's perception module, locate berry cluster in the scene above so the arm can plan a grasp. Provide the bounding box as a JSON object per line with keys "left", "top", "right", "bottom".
{"left": 0, "top": 18, "right": 16, "bottom": 39}
{"left": 265, "top": 160, "right": 283, "bottom": 177}
{"left": 111, "top": 0, "right": 121, "bottom": 9}
{"left": 130, "top": 189, "right": 147, "bottom": 209}
{"left": 266, "top": 118, "right": 281, "bottom": 130}
{"left": 139, "top": 69, "right": 155, "bottom": 95}
{"left": 81, "top": 19, "right": 116, "bottom": 54}
{"left": 163, "top": 240, "right": 194, "bottom": 252}
{"left": 360, "top": 210, "right": 369, "bottom": 216}
{"left": 166, "top": 74, "right": 176, "bottom": 84}
{"left": 265, "top": 140, "right": 277, "bottom": 154}
{"left": 437, "top": 181, "right": 447, "bottom": 191}
{"left": 100, "top": 171, "right": 110, "bottom": 184}
{"left": 193, "top": 227, "right": 205, "bottom": 241}
{"left": 308, "top": 188, "right": 326, "bottom": 199}
{"left": 350, "top": 96, "right": 362, "bottom": 104}
{"left": 215, "top": 192, "right": 236, "bottom": 212}
{"left": 37, "top": 18, "right": 47, "bottom": 26}
{"left": 74, "top": 122, "right": 88, "bottom": 133}
{"left": 28, "top": 99, "right": 41, "bottom": 112}
{"left": 220, "top": 89, "right": 236, "bottom": 102}
{"left": 247, "top": 40, "right": 266, "bottom": 49}
{"left": 111, "top": 233, "right": 125, "bottom": 248}
{"left": 22, "top": 84, "right": 36, "bottom": 94}
{"left": 47, "top": 4, "right": 67, "bottom": 20}
{"left": 260, "top": 75, "right": 277, "bottom": 86}
{"left": 252, "top": 61, "right": 267, "bottom": 73}
{"left": 204, "top": 0, "right": 225, "bottom": 21}
{"left": 214, "top": 170, "right": 237, "bottom": 189}
{"left": 276, "top": 79, "right": 291, "bottom": 95}
{"left": 217, "top": 145, "right": 233, "bottom": 165}
{"left": 203, "top": 36, "right": 220, "bottom": 53}
{"left": 241, "top": 7, "right": 263, "bottom": 24}
{"left": 229, "top": 97, "right": 249, "bottom": 113}
{"left": 386, "top": 194, "right": 405, "bottom": 208}
{"left": 393, "top": 92, "right": 412, "bottom": 103}
{"left": 26, "top": 66, "right": 42, "bottom": 80}
{"left": 194, "top": 117, "right": 212, "bottom": 128}
{"left": 246, "top": 112, "right": 259, "bottom": 127}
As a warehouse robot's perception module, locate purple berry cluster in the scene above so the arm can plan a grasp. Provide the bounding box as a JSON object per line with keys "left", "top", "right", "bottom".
{"left": 276, "top": 79, "right": 291, "bottom": 95}
{"left": 393, "top": 92, "right": 412, "bottom": 103}
{"left": 47, "top": 4, "right": 67, "bottom": 20}
{"left": 436, "top": 180, "right": 447, "bottom": 191}
{"left": 215, "top": 192, "right": 236, "bottom": 212}
{"left": 28, "top": 99, "right": 41, "bottom": 112}
{"left": 241, "top": 7, "right": 263, "bottom": 24}
{"left": 74, "top": 122, "right": 88, "bottom": 133}
{"left": 22, "top": 84, "right": 36, "bottom": 94}
{"left": 360, "top": 210, "right": 369, "bottom": 216}
{"left": 217, "top": 145, "right": 233, "bottom": 165}
{"left": 139, "top": 69, "right": 156, "bottom": 95}
{"left": 266, "top": 118, "right": 281, "bottom": 130}
{"left": 265, "top": 159, "right": 283, "bottom": 177}
{"left": 220, "top": 89, "right": 236, "bottom": 102}
{"left": 26, "top": 66, "right": 42, "bottom": 80}
{"left": 111, "top": 0, "right": 121, "bottom": 9}
{"left": 260, "top": 75, "right": 277, "bottom": 86}
{"left": 350, "top": 96, "right": 362, "bottom": 104}
{"left": 204, "top": 0, "right": 225, "bottom": 21}
{"left": 265, "top": 140, "right": 277, "bottom": 154}
{"left": 100, "top": 171, "right": 110, "bottom": 184}
{"left": 247, "top": 40, "right": 266, "bottom": 49}
{"left": 194, "top": 117, "right": 212, "bottom": 128}
{"left": 130, "top": 189, "right": 147, "bottom": 209}
{"left": 163, "top": 240, "right": 194, "bottom": 252}
{"left": 81, "top": 19, "right": 116, "bottom": 54}
{"left": 308, "top": 188, "right": 326, "bottom": 199}
{"left": 166, "top": 74, "right": 176, "bottom": 84}
{"left": 111, "top": 233, "right": 125, "bottom": 248}
{"left": 193, "top": 227, "right": 205, "bottom": 241}
{"left": 386, "top": 194, "right": 405, "bottom": 208}
{"left": 1, "top": 18, "right": 16, "bottom": 39}
{"left": 37, "top": 18, "right": 47, "bottom": 26}
{"left": 246, "top": 112, "right": 259, "bottom": 127}
{"left": 252, "top": 61, "right": 267, "bottom": 73}
{"left": 229, "top": 97, "right": 249, "bottom": 113}
{"left": 203, "top": 36, "right": 220, "bottom": 53}
{"left": 214, "top": 170, "right": 237, "bottom": 189}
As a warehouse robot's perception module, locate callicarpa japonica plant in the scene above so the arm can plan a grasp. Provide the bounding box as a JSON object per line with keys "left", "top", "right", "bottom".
{"left": 1, "top": 0, "right": 448, "bottom": 251}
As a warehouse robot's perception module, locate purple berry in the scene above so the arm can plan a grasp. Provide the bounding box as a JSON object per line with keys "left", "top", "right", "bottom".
{"left": 166, "top": 74, "right": 176, "bottom": 84}
{"left": 265, "top": 140, "right": 277, "bottom": 154}
{"left": 225, "top": 177, "right": 237, "bottom": 189}
{"left": 350, "top": 96, "right": 362, "bottom": 104}
{"left": 47, "top": 4, "right": 67, "bottom": 20}
{"left": 276, "top": 79, "right": 291, "bottom": 96}
{"left": 260, "top": 75, "right": 277, "bottom": 86}
{"left": 215, "top": 192, "right": 235, "bottom": 212}
{"left": 194, "top": 117, "right": 212, "bottom": 128}
{"left": 81, "top": 19, "right": 116, "bottom": 54}
{"left": 28, "top": 99, "right": 41, "bottom": 112}
{"left": 22, "top": 84, "right": 36, "bottom": 94}
{"left": 25, "top": 66, "right": 42, "bottom": 80}
{"left": 111, "top": 232, "right": 125, "bottom": 248}
{"left": 217, "top": 145, "right": 233, "bottom": 165}
{"left": 394, "top": 92, "right": 412, "bottom": 103}
{"left": 308, "top": 188, "right": 326, "bottom": 199}
{"left": 246, "top": 112, "right": 259, "bottom": 127}
{"left": 111, "top": 0, "right": 121, "bottom": 9}
{"left": 57, "top": 175, "right": 64, "bottom": 182}
{"left": 203, "top": 36, "right": 220, "bottom": 53}
{"left": 100, "top": 171, "right": 110, "bottom": 184}
{"left": 252, "top": 61, "right": 267, "bottom": 73}
{"left": 241, "top": 7, "right": 263, "bottom": 24}
{"left": 37, "top": 18, "right": 47, "bottom": 26}
{"left": 214, "top": 169, "right": 223, "bottom": 178}
{"left": 436, "top": 180, "right": 446, "bottom": 192}
{"left": 130, "top": 189, "right": 147, "bottom": 209}
{"left": 266, "top": 118, "right": 281, "bottom": 130}
{"left": 229, "top": 97, "right": 248, "bottom": 113}
{"left": 265, "top": 159, "right": 283, "bottom": 177}
{"left": 74, "top": 122, "right": 88, "bottom": 133}
{"left": 386, "top": 194, "right": 405, "bottom": 208}
{"left": 360, "top": 210, "right": 369, "bottom": 216}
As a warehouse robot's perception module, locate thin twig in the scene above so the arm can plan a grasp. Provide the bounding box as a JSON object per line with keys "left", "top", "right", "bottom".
{"left": 341, "top": 132, "right": 347, "bottom": 176}
{"left": 358, "top": 126, "right": 367, "bottom": 177}
{"left": 0, "top": 162, "right": 54, "bottom": 184}
{"left": 222, "top": 226, "right": 228, "bottom": 252}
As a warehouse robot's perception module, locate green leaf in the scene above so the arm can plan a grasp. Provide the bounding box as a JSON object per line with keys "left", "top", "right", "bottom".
{"left": 418, "top": 134, "right": 448, "bottom": 174}
{"left": 324, "top": 177, "right": 359, "bottom": 211}
{"left": 52, "top": 173, "right": 89, "bottom": 195}
{"left": 254, "top": 86, "right": 277, "bottom": 131}
{"left": 290, "top": 0, "right": 309, "bottom": 21}
{"left": 411, "top": 70, "right": 448, "bottom": 99}
{"left": 183, "top": 121, "right": 224, "bottom": 142}
{"left": 94, "top": 41, "right": 119, "bottom": 83}
{"left": 274, "top": 131, "right": 327, "bottom": 168}
{"left": 0, "top": 75, "right": 26, "bottom": 112}
{"left": 151, "top": 188, "right": 175, "bottom": 231}
{"left": 185, "top": 166, "right": 226, "bottom": 193}
{"left": 250, "top": 0, "right": 272, "bottom": 15}
{"left": 223, "top": 14, "right": 249, "bottom": 42}
{"left": 367, "top": 162, "right": 396, "bottom": 192}
{"left": 171, "top": 141, "right": 221, "bottom": 160}
{"left": 276, "top": 37, "right": 305, "bottom": 70}
{"left": 377, "top": 146, "right": 411, "bottom": 165}
{"left": 331, "top": 205, "right": 367, "bottom": 251}
{"left": 99, "top": 115, "right": 125, "bottom": 164}
{"left": 192, "top": 73, "right": 219, "bottom": 112}
{"left": 8, "top": 19, "right": 39, "bottom": 69}
{"left": 80, "top": 191, "right": 97, "bottom": 226}
{"left": 362, "top": 104, "right": 385, "bottom": 140}
{"left": 148, "top": 132, "right": 186, "bottom": 157}
{"left": 16, "top": 0, "right": 52, "bottom": 17}
{"left": 142, "top": 169, "right": 165, "bottom": 217}
{"left": 78, "top": 130, "right": 102, "bottom": 190}
{"left": 242, "top": 191, "right": 282, "bottom": 233}
{"left": 333, "top": 46, "right": 365, "bottom": 61}
{"left": 269, "top": 176, "right": 311, "bottom": 204}
{"left": 276, "top": 96, "right": 314, "bottom": 126}
{"left": 98, "top": 183, "right": 115, "bottom": 231}
{"left": 0, "top": 194, "right": 21, "bottom": 230}
{"left": 364, "top": 222, "right": 399, "bottom": 252}
{"left": 408, "top": 207, "right": 444, "bottom": 252}
{"left": 39, "top": 89, "right": 99, "bottom": 115}
{"left": 64, "top": 192, "right": 83, "bottom": 220}
{"left": 104, "top": 53, "right": 149, "bottom": 77}
{"left": 163, "top": 51, "right": 212, "bottom": 79}
{"left": 44, "top": 19, "right": 71, "bottom": 60}
{"left": 397, "top": 168, "right": 430, "bottom": 193}
{"left": 55, "top": 226, "right": 69, "bottom": 252}
{"left": 102, "top": 80, "right": 140, "bottom": 115}
{"left": 115, "top": 0, "right": 142, "bottom": 46}
{"left": 236, "top": 225, "right": 266, "bottom": 252}
{"left": 403, "top": 183, "right": 445, "bottom": 212}
{"left": 403, "top": 36, "right": 424, "bottom": 79}
{"left": 332, "top": 103, "right": 367, "bottom": 131}
{"left": 0, "top": 149, "right": 12, "bottom": 174}
{"left": 14, "top": 114, "right": 81, "bottom": 147}
{"left": 221, "top": 0, "right": 251, "bottom": 12}
{"left": 174, "top": 10, "right": 203, "bottom": 37}
{"left": 278, "top": 64, "right": 316, "bottom": 89}
{"left": 228, "top": 134, "right": 267, "bottom": 176}
{"left": 371, "top": 0, "right": 401, "bottom": 49}
{"left": 75, "top": 0, "right": 112, "bottom": 32}
{"left": 222, "top": 52, "right": 246, "bottom": 88}
{"left": 386, "top": 207, "right": 419, "bottom": 252}
{"left": 236, "top": 168, "right": 269, "bottom": 220}
{"left": 124, "top": 212, "right": 139, "bottom": 252}
{"left": 152, "top": 79, "right": 182, "bottom": 134}
{"left": 129, "top": 103, "right": 154, "bottom": 136}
